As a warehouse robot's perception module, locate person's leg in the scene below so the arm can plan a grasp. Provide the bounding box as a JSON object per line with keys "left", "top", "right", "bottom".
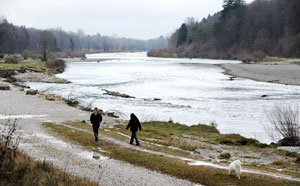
{"left": 133, "top": 132, "right": 139, "bottom": 146}
{"left": 95, "top": 126, "right": 99, "bottom": 141}
{"left": 93, "top": 125, "right": 98, "bottom": 141}
{"left": 130, "top": 132, "right": 134, "bottom": 144}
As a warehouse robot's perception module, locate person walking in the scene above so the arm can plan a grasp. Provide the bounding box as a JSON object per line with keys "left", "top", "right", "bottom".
{"left": 126, "top": 113, "right": 142, "bottom": 146}
{"left": 90, "top": 107, "right": 102, "bottom": 141}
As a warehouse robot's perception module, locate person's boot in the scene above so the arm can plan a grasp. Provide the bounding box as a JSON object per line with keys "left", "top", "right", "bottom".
{"left": 95, "top": 136, "right": 98, "bottom": 141}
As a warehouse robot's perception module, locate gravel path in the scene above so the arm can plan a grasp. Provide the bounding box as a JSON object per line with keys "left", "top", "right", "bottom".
{"left": 0, "top": 90, "right": 196, "bottom": 186}
{"left": 221, "top": 63, "right": 300, "bottom": 86}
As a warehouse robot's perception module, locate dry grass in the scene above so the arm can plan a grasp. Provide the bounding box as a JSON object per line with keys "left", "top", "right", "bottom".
{"left": 0, "top": 149, "right": 98, "bottom": 186}
{"left": 43, "top": 122, "right": 300, "bottom": 186}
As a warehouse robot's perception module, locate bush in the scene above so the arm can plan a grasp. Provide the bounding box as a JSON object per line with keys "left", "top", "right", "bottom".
{"left": 219, "top": 152, "right": 231, "bottom": 159}
{"left": 267, "top": 106, "right": 300, "bottom": 146}
{"left": 286, "top": 151, "right": 298, "bottom": 157}
{"left": 4, "top": 55, "right": 20, "bottom": 64}
{"left": 21, "top": 50, "right": 40, "bottom": 60}
{"left": 46, "top": 59, "right": 66, "bottom": 73}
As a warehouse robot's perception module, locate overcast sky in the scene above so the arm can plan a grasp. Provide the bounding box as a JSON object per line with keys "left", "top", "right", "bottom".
{"left": 0, "top": 0, "right": 254, "bottom": 40}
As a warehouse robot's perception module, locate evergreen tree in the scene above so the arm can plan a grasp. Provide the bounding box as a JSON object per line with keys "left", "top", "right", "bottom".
{"left": 177, "top": 24, "right": 188, "bottom": 47}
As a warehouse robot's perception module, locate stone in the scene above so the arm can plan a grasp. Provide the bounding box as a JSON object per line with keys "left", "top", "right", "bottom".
{"left": 26, "top": 89, "right": 38, "bottom": 95}
{"left": 45, "top": 94, "right": 56, "bottom": 101}
{"left": 0, "top": 84, "right": 10, "bottom": 90}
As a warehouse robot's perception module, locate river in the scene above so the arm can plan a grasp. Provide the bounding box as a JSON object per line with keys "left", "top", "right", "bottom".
{"left": 26, "top": 52, "right": 300, "bottom": 143}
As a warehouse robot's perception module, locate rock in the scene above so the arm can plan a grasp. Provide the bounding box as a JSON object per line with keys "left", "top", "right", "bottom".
{"left": 277, "top": 137, "right": 300, "bottom": 146}
{"left": 4, "top": 76, "right": 17, "bottom": 83}
{"left": 261, "top": 95, "right": 268, "bottom": 98}
{"left": 0, "top": 84, "right": 10, "bottom": 90}
{"left": 153, "top": 98, "right": 162, "bottom": 101}
{"left": 26, "top": 89, "right": 38, "bottom": 95}
{"left": 65, "top": 99, "right": 79, "bottom": 107}
{"left": 18, "top": 67, "right": 27, "bottom": 73}
{"left": 45, "top": 94, "right": 56, "bottom": 101}
{"left": 229, "top": 76, "right": 236, "bottom": 81}
{"left": 105, "top": 111, "right": 119, "bottom": 118}
{"left": 93, "top": 154, "right": 100, "bottom": 159}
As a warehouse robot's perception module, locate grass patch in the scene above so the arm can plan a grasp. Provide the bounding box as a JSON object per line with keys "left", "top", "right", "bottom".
{"left": 43, "top": 122, "right": 300, "bottom": 186}
{"left": 257, "top": 57, "right": 286, "bottom": 62}
{"left": 291, "top": 61, "right": 300, "bottom": 65}
{"left": 219, "top": 152, "right": 231, "bottom": 159}
{"left": 0, "top": 59, "right": 47, "bottom": 71}
{"left": 286, "top": 151, "right": 299, "bottom": 158}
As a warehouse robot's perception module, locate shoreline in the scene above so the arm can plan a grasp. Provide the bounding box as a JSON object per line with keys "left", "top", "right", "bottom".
{"left": 220, "top": 63, "right": 300, "bottom": 86}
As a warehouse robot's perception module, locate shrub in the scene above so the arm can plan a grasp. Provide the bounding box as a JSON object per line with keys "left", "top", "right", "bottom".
{"left": 286, "top": 151, "right": 298, "bottom": 157}
{"left": 219, "top": 152, "right": 231, "bottom": 159}
{"left": 4, "top": 55, "right": 20, "bottom": 64}
{"left": 46, "top": 59, "right": 66, "bottom": 73}
{"left": 267, "top": 106, "right": 300, "bottom": 146}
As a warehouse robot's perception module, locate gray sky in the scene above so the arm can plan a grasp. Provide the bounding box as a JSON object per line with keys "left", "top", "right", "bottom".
{"left": 0, "top": 0, "right": 254, "bottom": 40}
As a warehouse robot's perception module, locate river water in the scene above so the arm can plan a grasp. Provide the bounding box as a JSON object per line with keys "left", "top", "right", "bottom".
{"left": 26, "top": 52, "right": 300, "bottom": 143}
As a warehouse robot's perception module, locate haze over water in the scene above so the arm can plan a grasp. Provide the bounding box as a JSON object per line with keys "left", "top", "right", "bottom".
{"left": 27, "top": 52, "right": 300, "bottom": 143}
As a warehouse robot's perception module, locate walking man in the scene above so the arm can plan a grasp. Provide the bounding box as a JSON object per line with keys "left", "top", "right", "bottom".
{"left": 126, "top": 113, "right": 142, "bottom": 146}
{"left": 90, "top": 107, "right": 102, "bottom": 141}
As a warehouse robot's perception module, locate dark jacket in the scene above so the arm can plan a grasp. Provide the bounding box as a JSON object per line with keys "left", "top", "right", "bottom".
{"left": 90, "top": 113, "right": 102, "bottom": 126}
{"left": 126, "top": 114, "right": 142, "bottom": 132}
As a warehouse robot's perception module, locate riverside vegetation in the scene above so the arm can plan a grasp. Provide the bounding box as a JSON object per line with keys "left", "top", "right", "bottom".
{"left": 42, "top": 121, "right": 300, "bottom": 186}
{"left": 0, "top": 119, "right": 98, "bottom": 186}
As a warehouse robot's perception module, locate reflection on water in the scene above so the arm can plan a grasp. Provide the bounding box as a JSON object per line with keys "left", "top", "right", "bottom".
{"left": 26, "top": 52, "right": 300, "bottom": 143}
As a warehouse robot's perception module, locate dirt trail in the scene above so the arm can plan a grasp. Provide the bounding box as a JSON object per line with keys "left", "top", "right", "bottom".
{"left": 0, "top": 90, "right": 196, "bottom": 186}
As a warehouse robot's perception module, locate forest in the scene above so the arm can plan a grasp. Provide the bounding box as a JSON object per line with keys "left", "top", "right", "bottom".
{"left": 0, "top": 17, "right": 167, "bottom": 57}
{"left": 148, "top": 0, "right": 300, "bottom": 60}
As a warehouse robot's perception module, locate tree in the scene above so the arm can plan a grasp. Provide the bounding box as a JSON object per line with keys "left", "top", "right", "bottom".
{"left": 222, "top": 0, "right": 245, "bottom": 17}
{"left": 177, "top": 24, "right": 188, "bottom": 47}
{"left": 39, "top": 30, "right": 54, "bottom": 61}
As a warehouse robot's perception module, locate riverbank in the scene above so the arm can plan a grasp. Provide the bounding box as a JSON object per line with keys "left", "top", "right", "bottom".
{"left": 1, "top": 80, "right": 300, "bottom": 185}
{"left": 221, "top": 59, "right": 300, "bottom": 86}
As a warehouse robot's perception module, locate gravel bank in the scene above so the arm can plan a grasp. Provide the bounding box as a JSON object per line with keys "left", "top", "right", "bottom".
{"left": 221, "top": 63, "right": 300, "bottom": 86}
{"left": 14, "top": 72, "right": 70, "bottom": 84}
{"left": 0, "top": 89, "right": 196, "bottom": 186}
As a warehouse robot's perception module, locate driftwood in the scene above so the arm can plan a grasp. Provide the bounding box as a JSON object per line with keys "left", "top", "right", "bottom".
{"left": 102, "top": 89, "right": 135, "bottom": 99}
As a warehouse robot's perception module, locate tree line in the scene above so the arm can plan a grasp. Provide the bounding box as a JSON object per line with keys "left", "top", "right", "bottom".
{"left": 148, "top": 0, "right": 300, "bottom": 60}
{"left": 0, "top": 17, "right": 167, "bottom": 60}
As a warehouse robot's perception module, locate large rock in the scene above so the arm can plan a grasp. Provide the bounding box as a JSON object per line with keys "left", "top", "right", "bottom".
{"left": 0, "top": 84, "right": 10, "bottom": 90}
{"left": 26, "top": 89, "right": 38, "bottom": 95}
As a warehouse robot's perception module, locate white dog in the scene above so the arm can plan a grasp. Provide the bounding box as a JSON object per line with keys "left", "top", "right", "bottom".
{"left": 228, "top": 160, "right": 242, "bottom": 179}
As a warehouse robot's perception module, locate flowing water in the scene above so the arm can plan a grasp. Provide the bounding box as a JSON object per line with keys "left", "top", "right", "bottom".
{"left": 26, "top": 52, "right": 300, "bottom": 143}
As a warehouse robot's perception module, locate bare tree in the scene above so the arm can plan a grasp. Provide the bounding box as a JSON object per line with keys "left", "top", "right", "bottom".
{"left": 266, "top": 106, "right": 300, "bottom": 146}
{"left": 39, "top": 30, "right": 55, "bottom": 61}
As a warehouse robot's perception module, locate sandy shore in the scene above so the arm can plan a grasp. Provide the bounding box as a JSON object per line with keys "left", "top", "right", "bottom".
{"left": 221, "top": 63, "right": 300, "bottom": 86}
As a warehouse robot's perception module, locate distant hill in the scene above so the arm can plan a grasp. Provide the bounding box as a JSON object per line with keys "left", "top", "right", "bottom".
{"left": 148, "top": 0, "right": 300, "bottom": 60}
{"left": 0, "top": 18, "right": 167, "bottom": 54}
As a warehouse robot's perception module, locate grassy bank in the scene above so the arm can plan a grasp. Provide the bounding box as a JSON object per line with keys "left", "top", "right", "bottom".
{"left": 0, "top": 58, "right": 47, "bottom": 71}
{"left": 43, "top": 122, "right": 300, "bottom": 186}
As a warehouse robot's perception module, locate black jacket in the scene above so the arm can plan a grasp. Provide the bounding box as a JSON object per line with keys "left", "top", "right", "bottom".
{"left": 126, "top": 117, "right": 142, "bottom": 132}
{"left": 90, "top": 113, "right": 102, "bottom": 126}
